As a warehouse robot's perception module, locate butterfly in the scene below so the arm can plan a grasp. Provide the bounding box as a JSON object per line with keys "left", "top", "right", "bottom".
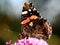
{"left": 20, "top": 2, "right": 52, "bottom": 40}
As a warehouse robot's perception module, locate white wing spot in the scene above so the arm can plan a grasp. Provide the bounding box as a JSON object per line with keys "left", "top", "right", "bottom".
{"left": 22, "top": 11, "right": 28, "bottom": 14}
{"left": 33, "top": 8, "right": 36, "bottom": 11}
{"left": 29, "top": 9, "right": 31, "bottom": 12}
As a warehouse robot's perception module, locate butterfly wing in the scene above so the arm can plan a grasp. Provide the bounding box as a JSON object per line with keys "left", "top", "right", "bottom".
{"left": 20, "top": 2, "right": 52, "bottom": 40}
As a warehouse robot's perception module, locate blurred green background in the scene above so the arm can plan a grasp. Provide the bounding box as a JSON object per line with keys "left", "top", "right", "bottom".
{"left": 0, "top": 0, "right": 60, "bottom": 45}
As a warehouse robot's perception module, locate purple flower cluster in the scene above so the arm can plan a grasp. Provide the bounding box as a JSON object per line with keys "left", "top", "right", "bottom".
{"left": 6, "top": 40, "right": 12, "bottom": 45}
{"left": 6, "top": 37, "right": 48, "bottom": 45}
